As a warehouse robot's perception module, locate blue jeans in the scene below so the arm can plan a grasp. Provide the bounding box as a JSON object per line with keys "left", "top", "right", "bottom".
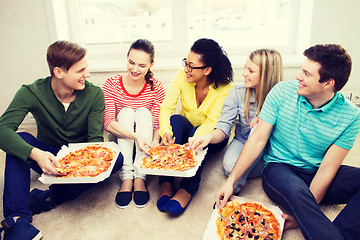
{"left": 3, "top": 132, "right": 123, "bottom": 222}
{"left": 263, "top": 162, "right": 360, "bottom": 240}
{"left": 159, "top": 115, "right": 228, "bottom": 196}
{"left": 223, "top": 137, "right": 264, "bottom": 193}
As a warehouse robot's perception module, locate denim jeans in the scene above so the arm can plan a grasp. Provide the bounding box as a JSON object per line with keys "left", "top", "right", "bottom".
{"left": 159, "top": 114, "right": 228, "bottom": 196}
{"left": 3, "top": 132, "right": 123, "bottom": 222}
{"left": 263, "top": 162, "right": 360, "bottom": 240}
{"left": 223, "top": 137, "right": 264, "bottom": 193}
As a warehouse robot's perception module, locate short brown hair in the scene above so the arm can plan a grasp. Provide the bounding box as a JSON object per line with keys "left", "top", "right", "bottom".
{"left": 46, "top": 41, "right": 86, "bottom": 76}
{"left": 304, "top": 44, "right": 352, "bottom": 92}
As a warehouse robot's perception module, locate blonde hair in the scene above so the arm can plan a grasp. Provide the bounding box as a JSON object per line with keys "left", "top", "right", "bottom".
{"left": 244, "top": 49, "right": 283, "bottom": 122}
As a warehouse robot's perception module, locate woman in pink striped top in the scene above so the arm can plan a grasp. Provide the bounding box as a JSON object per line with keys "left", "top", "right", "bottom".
{"left": 102, "top": 39, "right": 166, "bottom": 209}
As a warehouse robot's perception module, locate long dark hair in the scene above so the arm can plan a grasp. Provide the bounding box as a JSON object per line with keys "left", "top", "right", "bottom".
{"left": 190, "top": 38, "right": 233, "bottom": 88}
{"left": 128, "top": 39, "right": 155, "bottom": 89}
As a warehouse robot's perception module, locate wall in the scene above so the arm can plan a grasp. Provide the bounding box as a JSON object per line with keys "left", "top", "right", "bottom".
{"left": 310, "top": 0, "right": 360, "bottom": 91}
{"left": 0, "top": 0, "right": 51, "bottom": 113}
{"left": 0, "top": 0, "right": 359, "bottom": 115}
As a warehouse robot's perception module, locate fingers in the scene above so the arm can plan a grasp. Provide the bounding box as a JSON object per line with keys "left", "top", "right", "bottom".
{"left": 50, "top": 155, "right": 61, "bottom": 168}
{"left": 43, "top": 164, "right": 64, "bottom": 176}
{"left": 162, "top": 133, "right": 175, "bottom": 145}
{"left": 188, "top": 137, "right": 203, "bottom": 151}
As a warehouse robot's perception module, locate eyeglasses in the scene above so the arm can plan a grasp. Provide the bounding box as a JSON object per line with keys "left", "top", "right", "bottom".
{"left": 182, "top": 58, "right": 208, "bottom": 72}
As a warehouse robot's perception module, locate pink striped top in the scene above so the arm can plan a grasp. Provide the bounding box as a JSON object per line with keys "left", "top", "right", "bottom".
{"left": 102, "top": 74, "right": 166, "bottom": 131}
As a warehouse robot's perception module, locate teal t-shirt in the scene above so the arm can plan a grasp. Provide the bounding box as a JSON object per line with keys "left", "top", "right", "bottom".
{"left": 0, "top": 76, "right": 105, "bottom": 162}
{"left": 259, "top": 80, "right": 360, "bottom": 170}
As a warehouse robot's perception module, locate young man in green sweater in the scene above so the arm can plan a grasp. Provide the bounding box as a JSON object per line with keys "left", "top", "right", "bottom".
{"left": 0, "top": 41, "right": 123, "bottom": 240}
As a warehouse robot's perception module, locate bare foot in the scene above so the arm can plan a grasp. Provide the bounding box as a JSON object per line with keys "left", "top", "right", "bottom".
{"left": 134, "top": 178, "right": 147, "bottom": 192}
{"left": 282, "top": 214, "right": 298, "bottom": 230}
{"left": 171, "top": 189, "right": 192, "bottom": 208}
{"left": 119, "top": 179, "right": 133, "bottom": 192}
{"left": 159, "top": 182, "right": 172, "bottom": 199}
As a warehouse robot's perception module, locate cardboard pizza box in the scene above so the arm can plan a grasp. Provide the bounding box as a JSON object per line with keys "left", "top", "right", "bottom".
{"left": 133, "top": 147, "right": 207, "bottom": 178}
{"left": 38, "top": 142, "right": 120, "bottom": 184}
{"left": 202, "top": 196, "right": 285, "bottom": 240}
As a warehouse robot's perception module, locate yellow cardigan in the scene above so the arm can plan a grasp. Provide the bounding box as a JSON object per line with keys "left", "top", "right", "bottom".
{"left": 159, "top": 70, "right": 234, "bottom": 138}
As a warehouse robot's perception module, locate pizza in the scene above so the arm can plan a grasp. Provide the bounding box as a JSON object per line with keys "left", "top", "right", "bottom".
{"left": 216, "top": 201, "right": 281, "bottom": 240}
{"left": 140, "top": 143, "right": 197, "bottom": 171}
{"left": 56, "top": 144, "right": 115, "bottom": 177}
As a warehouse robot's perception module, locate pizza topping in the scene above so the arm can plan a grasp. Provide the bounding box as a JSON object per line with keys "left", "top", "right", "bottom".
{"left": 56, "top": 144, "right": 115, "bottom": 178}
{"left": 216, "top": 201, "right": 281, "bottom": 240}
{"left": 140, "top": 143, "right": 197, "bottom": 171}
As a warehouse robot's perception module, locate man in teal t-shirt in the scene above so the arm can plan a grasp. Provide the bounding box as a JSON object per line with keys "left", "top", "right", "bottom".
{"left": 0, "top": 41, "right": 123, "bottom": 240}
{"left": 216, "top": 44, "right": 360, "bottom": 240}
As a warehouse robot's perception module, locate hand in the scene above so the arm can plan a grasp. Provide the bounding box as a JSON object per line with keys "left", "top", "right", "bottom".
{"left": 151, "top": 139, "right": 160, "bottom": 148}
{"left": 249, "top": 116, "right": 259, "bottom": 130}
{"left": 215, "top": 179, "right": 234, "bottom": 208}
{"left": 161, "top": 132, "right": 175, "bottom": 145}
{"left": 188, "top": 134, "right": 212, "bottom": 151}
{"left": 134, "top": 133, "right": 151, "bottom": 152}
{"left": 30, "top": 148, "right": 64, "bottom": 176}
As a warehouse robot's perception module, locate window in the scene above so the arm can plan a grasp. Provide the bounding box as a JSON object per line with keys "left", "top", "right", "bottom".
{"left": 47, "top": 0, "right": 312, "bottom": 70}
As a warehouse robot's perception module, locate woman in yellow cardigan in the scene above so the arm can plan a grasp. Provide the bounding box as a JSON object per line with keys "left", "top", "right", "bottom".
{"left": 157, "top": 38, "right": 234, "bottom": 214}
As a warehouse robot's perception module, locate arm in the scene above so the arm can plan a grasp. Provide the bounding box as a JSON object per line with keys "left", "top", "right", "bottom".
{"left": 193, "top": 84, "right": 234, "bottom": 137}
{"left": 158, "top": 71, "right": 183, "bottom": 139}
{"left": 107, "top": 121, "right": 151, "bottom": 151}
{"left": 309, "top": 144, "right": 349, "bottom": 204}
{"left": 216, "top": 118, "right": 273, "bottom": 207}
{"left": 152, "top": 78, "right": 166, "bottom": 131}
{"left": 29, "top": 148, "right": 63, "bottom": 175}
{"left": 188, "top": 128, "right": 226, "bottom": 151}
{"left": 0, "top": 86, "right": 36, "bottom": 161}
{"left": 151, "top": 130, "right": 161, "bottom": 146}
{"left": 87, "top": 89, "right": 105, "bottom": 142}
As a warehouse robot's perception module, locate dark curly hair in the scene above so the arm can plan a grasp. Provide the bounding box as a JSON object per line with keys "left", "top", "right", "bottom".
{"left": 190, "top": 38, "right": 233, "bottom": 88}
{"left": 304, "top": 44, "right": 352, "bottom": 92}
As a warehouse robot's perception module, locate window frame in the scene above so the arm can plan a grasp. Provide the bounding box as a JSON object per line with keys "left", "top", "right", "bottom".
{"left": 46, "top": 0, "right": 313, "bottom": 72}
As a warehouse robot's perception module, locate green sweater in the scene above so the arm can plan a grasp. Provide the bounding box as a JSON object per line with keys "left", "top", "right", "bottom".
{"left": 0, "top": 76, "right": 105, "bottom": 162}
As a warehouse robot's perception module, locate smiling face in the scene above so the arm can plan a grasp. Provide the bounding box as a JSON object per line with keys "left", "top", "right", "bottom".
{"left": 59, "top": 58, "right": 90, "bottom": 91}
{"left": 126, "top": 49, "right": 153, "bottom": 82}
{"left": 242, "top": 58, "right": 260, "bottom": 89}
{"left": 296, "top": 58, "right": 325, "bottom": 99}
{"left": 183, "top": 51, "right": 210, "bottom": 84}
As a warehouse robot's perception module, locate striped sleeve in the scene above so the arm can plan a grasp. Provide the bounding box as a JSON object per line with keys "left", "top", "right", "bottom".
{"left": 333, "top": 102, "right": 360, "bottom": 149}
{"left": 152, "top": 78, "right": 166, "bottom": 130}
{"left": 102, "top": 76, "right": 118, "bottom": 130}
{"left": 259, "top": 82, "right": 285, "bottom": 125}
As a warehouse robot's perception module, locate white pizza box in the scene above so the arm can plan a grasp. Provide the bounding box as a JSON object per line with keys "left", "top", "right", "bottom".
{"left": 38, "top": 142, "right": 120, "bottom": 184}
{"left": 133, "top": 147, "right": 207, "bottom": 178}
{"left": 202, "top": 196, "right": 285, "bottom": 240}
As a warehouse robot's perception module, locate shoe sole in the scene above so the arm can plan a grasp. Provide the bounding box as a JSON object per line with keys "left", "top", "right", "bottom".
{"left": 115, "top": 202, "right": 131, "bottom": 209}
{"left": 134, "top": 200, "right": 150, "bottom": 208}
{"left": 33, "top": 231, "right": 43, "bottom": 240}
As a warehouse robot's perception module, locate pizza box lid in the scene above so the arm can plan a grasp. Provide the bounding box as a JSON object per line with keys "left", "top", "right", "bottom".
{"left": 202, "top": 196, "right": 285, "bottom": 240}
{"left": 133, "top": 147, "right": 207, "bottom": 178}
{"left": 38, "top": 142, "right": 120, "bottom": 184}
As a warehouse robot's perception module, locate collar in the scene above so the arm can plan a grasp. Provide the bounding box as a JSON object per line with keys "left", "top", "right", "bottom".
{"left": 299, "top": 92, "right": 340, "bottom": 112}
